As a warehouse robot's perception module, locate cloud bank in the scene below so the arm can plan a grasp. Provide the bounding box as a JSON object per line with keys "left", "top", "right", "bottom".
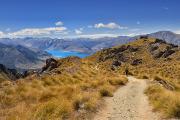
{"left": 94, "top": 22, "right": 127, "bottom": 29}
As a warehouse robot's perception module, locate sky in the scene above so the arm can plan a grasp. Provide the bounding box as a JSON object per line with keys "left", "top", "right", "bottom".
{"left": 0, "top": 0, "right": 180, "bottom": 38}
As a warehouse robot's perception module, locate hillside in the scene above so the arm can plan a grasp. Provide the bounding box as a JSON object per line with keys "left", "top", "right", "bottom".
{"left": 0, "top": 43, "right": 51, "bottom": 70}
{"left": 0, "top": 64, "right": 24, "bottom": 83}
{"left": 0, "top": 37, "right": 179, "bottom": 119}
{"left": 90, "top": 37, "right": 180, "bottom": 118}
{"left": 148, "top": 31, "right": 180, "bottom": 45}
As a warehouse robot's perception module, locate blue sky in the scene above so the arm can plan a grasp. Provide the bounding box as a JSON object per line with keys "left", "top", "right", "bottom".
{"left": 0, "top": 0, "right": 180, "bottom": 38}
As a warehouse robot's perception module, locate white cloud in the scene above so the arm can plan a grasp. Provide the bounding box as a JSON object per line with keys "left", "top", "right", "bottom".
{"left": 75, "top": 28, "right": 83, "bottom": 34}
{"left": 94, "top": 22, "right": 127, "bottom": 29}
{"left": 75, "top": 29, "right": 82, "bottom": 34}
{"left": 0, "top": 31, "right": 5, "bottom": 38}
{"left": 9, "top": 27, "right": 67, "bottom": 37}
{"left": 75, "top": 33, "right": 119, "bottom": 39}
{"left": 174, "top": 30, "right": 180, "bottom": 34}
{"left": 55, "top": 21, "right": 63, "bottom": 26}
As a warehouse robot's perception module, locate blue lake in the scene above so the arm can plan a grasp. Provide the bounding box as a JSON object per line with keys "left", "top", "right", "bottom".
{"left": 46, "top": 50, "right": 90, "bottom": 58}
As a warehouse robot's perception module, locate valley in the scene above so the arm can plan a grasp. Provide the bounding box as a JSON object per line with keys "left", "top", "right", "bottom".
{"left": 0, "top": 37, "right": 179, "bottom": 120}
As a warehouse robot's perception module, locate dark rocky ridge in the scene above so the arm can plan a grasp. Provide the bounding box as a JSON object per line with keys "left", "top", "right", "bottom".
{"left": 0, "top": 64, "right": 24, "bottom": 80}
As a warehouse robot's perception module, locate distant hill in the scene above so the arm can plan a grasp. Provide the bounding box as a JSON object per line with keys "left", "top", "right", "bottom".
{"left": 0, "top": 64, "right": 23, "bottom": 82}
{"left": 0, "top": 43, "right": 51, "bottom": 70}
{"left": 0, "top": 36, "right": 132, "bottom": 53}
{"left": 0, "top": 31, "right": 179, "bottom": 54}
{"left": 147, "top": 31, "right": 180, "bottom": 45}
{"left": 0, "top": 31, "right": 179, "bottom": 71}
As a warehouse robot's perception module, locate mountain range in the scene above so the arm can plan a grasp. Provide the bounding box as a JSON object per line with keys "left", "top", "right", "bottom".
{"left": 0, "top": 31, "right": 179, "bottom": 54}
{"left": 0, "top": 43, "right": 51, "bottom": 70}
{"left": 0, "top": 31, "right": 179, "bottom": 71}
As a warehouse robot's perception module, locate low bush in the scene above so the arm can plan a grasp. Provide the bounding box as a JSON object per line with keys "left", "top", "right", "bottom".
{"left": 99, "top": 86, "right": 113, "bottom": 97}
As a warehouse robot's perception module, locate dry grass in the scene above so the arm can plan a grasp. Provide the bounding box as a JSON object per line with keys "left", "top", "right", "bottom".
{"left": 0, "top": 58, "right": 128, "bottom": 120}
{"left": 90, "top": 38, "right": 180, "bottom": 119}
{"left": 145, "top": 84, "right": 180, "bottom": 118}
{"left": 0, "top": 38, "right": 179, "bottom": 119}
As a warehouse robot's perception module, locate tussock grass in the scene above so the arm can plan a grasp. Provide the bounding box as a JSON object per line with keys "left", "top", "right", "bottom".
{"left": 32, "top": 99, "right": 72, "bottom": 120}
{"left": 146, "top": 84, "right": 180, "bottom": 118}
{"left": 0, "top": 59, "right": 128, "bottom": 119}
{"left": 99, "top": 86, "right": 114, "bottom": 97}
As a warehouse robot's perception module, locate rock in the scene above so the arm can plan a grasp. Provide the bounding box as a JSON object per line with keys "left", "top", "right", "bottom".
{"left": 169, "top": 44, "right": 178, "bottom": 48}
{"left": 149, "top": 45, "right": 158, "bottom": 52}
{"left": 131, "top": 59, "right": 142, "bottom": 66}
{"left": 111, "top": 60, "right": 121, "bottom": 70}
{"left": 139, "top": 36, "right": 148, "bottom": 39}
{"left": 116, "top": 53, "right": 128, "bottom": 62}
{"left": 112, "top": 60, "right": 121, "bottom": 66}
{"left": 153, "top": 49, "right": 175, "bottom": 58}
{"left": 162, "top": 49, "right": 175, "bottom": 58}
{"left": 129, "top": 47, "right": 139, "bottom": 52}
{"left": 41, "top": 58, "right": 58, "bottom": 72}
{"left": 98, "top": 45, "right": 130, "bottom": 62}
{"left": 154, "top": 39, "right": 166, "bottom": 44}
{"left": 155, "top": 78, "right": 175, "bottom": 90}
{"left": 0, "top": 64, "right": 23, "bottom": 80}
{"left": 153, "top": 51, "right": 165, "bottom": 58}
{"left": 116, "top": 45, "right": 130, "bottom": 52}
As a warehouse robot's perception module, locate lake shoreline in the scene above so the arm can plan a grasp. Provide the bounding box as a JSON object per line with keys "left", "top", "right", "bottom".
{"left": 46, "top": 50, "right": 90, "bottom": 58}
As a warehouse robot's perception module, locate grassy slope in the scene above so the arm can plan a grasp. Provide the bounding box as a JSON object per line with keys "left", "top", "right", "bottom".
{"left": 90, "top": 37, "right": 180, "bottom": 118}
{"left": 0, "top": 57, "right": 127, "bottom": 120}
{"left": 0, "top": 37, "right": 179, "bottom": 119}
{"left": 0, "top": 72, "right": 10, "bottom": 83}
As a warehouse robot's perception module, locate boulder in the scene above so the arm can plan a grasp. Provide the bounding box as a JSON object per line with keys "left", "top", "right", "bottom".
{"left": 155, "top": 78, "right": 175, "bottom": 90}
{"left": 41, "top": 58, "right": 58, "bottom": 72}
{"left": 129, "top": 46, "right": 139, "bottom": 52}
{"left": 153, "top": 49, "right": 175, "bottom": 58}
{"left": 149, "top": 45, "right": 158, "bottom": 52}
{"left": 154, "top": 39, "right": 166, "bottom": 44}
{"left": 111, "top": 60, "right": 121, "bottom": 70}
{"left": 162, "top": 49, "right": 176, "bottom": 58}
{"left": 153, "top": 51, "right": 165, "bottom": 58}
{"left": 131, "top": 59, "right": 142, "bottom": 66}
{"left": 139, "top": 36, "right": 148, "bottom": 39}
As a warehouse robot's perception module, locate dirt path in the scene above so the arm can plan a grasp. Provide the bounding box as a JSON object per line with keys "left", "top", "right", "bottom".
{"left": 93, "top": 76, "right": 160, "bottom": 120}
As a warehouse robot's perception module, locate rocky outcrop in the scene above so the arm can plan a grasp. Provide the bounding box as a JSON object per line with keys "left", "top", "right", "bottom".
{"left": 149, "top": 40, "right": 177, "bottom": 59}
{"left": 153, "top": 49, "right": 176, "bottom": 59}
{"left": 129, "top": 46, "right": 139, "bottom": 52}
{"left": 111, "top": 60, "right": 122, "bottom": 70}
{"left": 98, "top": 45, "right": 137, "bottom": 62}
{"left": 154, "top": 38, "right": 167, "bottom": 44}
{"left": 0, "top": 64, "right": 23, "bottom": 80}
{"left": 41, "top": 58, "right": 58, "bottom": 72}
{"left": 139, "top": 36, "right": 148, "bottom": 39}
{"left": 131, "top": 59, "right": 142, "bottom": 66}
{"left": 162, "top": 49, "right": 176, "bottom": 58}
{"left": 154, "top": 77, "right": 175, "bottom": 90}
